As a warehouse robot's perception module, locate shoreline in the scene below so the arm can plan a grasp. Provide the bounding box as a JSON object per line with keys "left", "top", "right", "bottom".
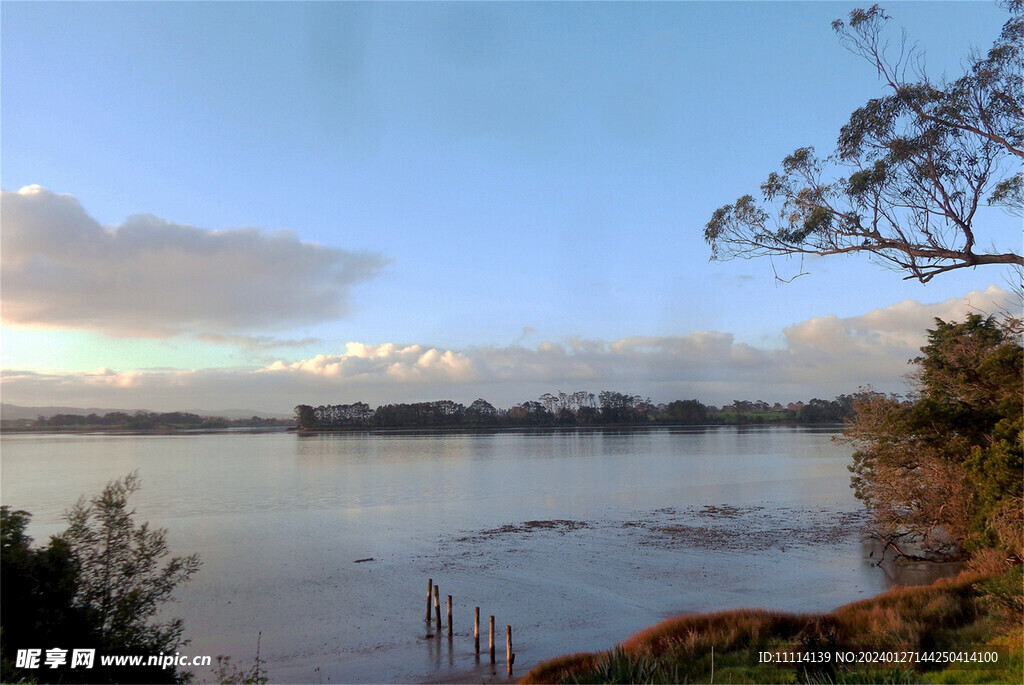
{"left": 294, "top": 422, "right": 844, "bottom": 435}
{"left": 520, "top": 566, "right": 1020, "bottom": 684}
{"left": 1, "top": 422, "right": 844, "bottom": 437}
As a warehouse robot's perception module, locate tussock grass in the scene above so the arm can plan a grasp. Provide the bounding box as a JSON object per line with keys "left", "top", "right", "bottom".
{"left": 521, "top": 568, "right": 1022, "bottom": 684}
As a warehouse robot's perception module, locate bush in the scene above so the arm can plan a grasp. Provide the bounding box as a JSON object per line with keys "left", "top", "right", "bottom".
{"left": 1, "top": 473, "right": 201, "bottom": 683}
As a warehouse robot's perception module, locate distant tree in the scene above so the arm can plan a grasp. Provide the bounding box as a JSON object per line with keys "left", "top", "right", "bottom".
{"left": 843, "top": 315, "right": 1023, "bottom": 560}
{"left": 705, "top": 4, "right": 1023, "bottom": 283}
{"left": 465, "top": 398, "right": 498, "bottom": 426}
{"left": 554, "top": 407, "right": 577, "bottom": 425}
{"left": 294, "top": 404, "right": 315, "bottom": 429}
{"left": 431, "top": 400, "right": 466, "bottom": 426}
{"left": 727, "top": 400, "right": 754, "bottom": 416}
{"left": 665, "top": 399, "right": 709, "bottom": 424}
{"left": 575, "top": 405, "right": 600, "bottom": 425}
{"left": 507, "top": 401, "right": 552, "bottom": 425}
{"left": 598, "top": 391, "right": 637, "bottom": 423}
{"left": 798, "top": 397, "right": 854, "bottom": 423}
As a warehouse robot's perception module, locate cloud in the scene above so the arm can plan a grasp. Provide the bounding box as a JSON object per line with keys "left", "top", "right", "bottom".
{"left": 1, "top": 286, "right": 1013, "bottom": 412}
{"left": 0, "top": 186, "right": 389, "bottom": 336}
{"left": 196, "top": 333, "right": 323, "bottom": 351}
{"left": 783, "top": 285, "right": 1012, "bottom": 357}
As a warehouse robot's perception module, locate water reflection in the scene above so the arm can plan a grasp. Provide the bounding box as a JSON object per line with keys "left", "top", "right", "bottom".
{"left": 2, "top": 426, "right": 890, "bottom": 684}
{"left": 861, "top": 539, "right": 965, "bottom": 587}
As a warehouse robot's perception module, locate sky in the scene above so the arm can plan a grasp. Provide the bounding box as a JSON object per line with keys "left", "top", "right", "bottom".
{"left": 1, "top": 1, "right": 1020, "bottom": 414}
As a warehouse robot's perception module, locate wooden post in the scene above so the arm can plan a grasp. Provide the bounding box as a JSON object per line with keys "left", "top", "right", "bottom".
{"left": 488, "top": 615, "right": 495, "bottom": 664}
{"left": 446, "top": 595, "right": 453, "bottom": 638}
{"left": 506, "top": 625, "right": 513, "bottom": 676}
{"left": 433, "top": 585, "right": 442, "bottom": 633}
{"left": 473, "top": 607, "right": 480, "bottom": 655}
{"left": 425, "top": 579, "right": 433, "bottom": 623}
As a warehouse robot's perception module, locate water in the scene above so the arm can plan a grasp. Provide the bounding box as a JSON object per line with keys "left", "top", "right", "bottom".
{"left": 1, "top": 426, "right": 890, "bottom": 683}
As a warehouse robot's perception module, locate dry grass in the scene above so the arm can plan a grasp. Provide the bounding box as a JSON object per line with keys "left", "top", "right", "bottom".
{"left": 830, "top": 571, "right": 986, "bottom": 647}
{"left": 521, "top": 569, "right": 1016, "bottom": 684}
{"left": 620, "top": 608, "right": 825, "bottom": 657}
{"left": 521, "top": 652, "right": 604, "bottom": 684}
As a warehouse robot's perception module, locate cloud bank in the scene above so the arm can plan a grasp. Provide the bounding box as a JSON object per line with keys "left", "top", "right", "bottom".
{"left": 1, "top": 186, "right": 388, "bottom": 336}
{"left": 1, "top": 286, "right": 1012, "bottom": 413}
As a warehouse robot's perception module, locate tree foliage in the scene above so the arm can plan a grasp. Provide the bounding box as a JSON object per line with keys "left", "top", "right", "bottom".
{"left": 1, "top": 508, "right": 96, "bottom": 682}
{"left": 842, "top": 315, "right": 1023, "bottom": 560}
{"left": 705, "top": 3, "right": 1023, "bottom": 283}
{"left": 292, "top": 392, "right": 859, "bottom": 430}
{"left": 1, "top": 473, "right": 201, "bottom": 683}
{"left": 63, "top": 472, "right": 202, "bottom": 653}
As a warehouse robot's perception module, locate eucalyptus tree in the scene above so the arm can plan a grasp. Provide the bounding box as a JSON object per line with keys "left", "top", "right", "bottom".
{"left": 705, "top": 3, "right": 1023, "bottom": 283}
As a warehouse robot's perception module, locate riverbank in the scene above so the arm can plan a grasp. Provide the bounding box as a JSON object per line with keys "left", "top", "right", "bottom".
{"left": 521, "top": 563, "right": 1023, "bottom": 684}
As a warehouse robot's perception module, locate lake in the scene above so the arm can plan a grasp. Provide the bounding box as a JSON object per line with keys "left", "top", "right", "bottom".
{"left": 1, "top": 425, "right": 892, "bottom": 683}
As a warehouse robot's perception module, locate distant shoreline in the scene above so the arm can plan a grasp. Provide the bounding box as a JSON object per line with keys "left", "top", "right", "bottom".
{"left": 0, "top": 426, "right": 294, "bottom": 436}
{"left": 292, "top": 421, "right": 844, "bottom": 435}
{"left": 3, "top": 422, "right": 846, "bottom": 436}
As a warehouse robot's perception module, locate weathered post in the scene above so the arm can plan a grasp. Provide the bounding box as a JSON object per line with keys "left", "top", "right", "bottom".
{"left": 433, "top": 585, "right": 442, "bottom": 633}
{"left": 506, "top": 625, "right": 514, "bottom": 676}
{"left": 474, "top": 607, "right": 480, "bottom": 655}
{"left": 446, "top": 595, "right": 453, "bottom": 638}
{"left": 425, "top": 579, "right": 433, "bottom": 623}
{"left": 488, "top": 615, "right": 496, "bottom": 664}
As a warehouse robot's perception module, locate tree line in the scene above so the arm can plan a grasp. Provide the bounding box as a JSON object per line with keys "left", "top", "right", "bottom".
{"left": 12, "top": 411, "right": 292, "bottom": 431}
{"left": 293, "top": 391, "right": 858, "bottom": 430}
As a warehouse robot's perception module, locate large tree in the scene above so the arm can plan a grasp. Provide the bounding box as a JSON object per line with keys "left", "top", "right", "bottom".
{"left": 842, "top": 315, "right": 1023, "bottom": 561}
{"left": 705, "top": 3, "right": 1023, "bottom": 283}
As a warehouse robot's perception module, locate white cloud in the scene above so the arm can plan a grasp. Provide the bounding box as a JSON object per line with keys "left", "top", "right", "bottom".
{"left": 264, "top": 342, "right": 478, "bottom": 383}
{"left": 783, "top": 285, "right": 1012, "bottom": 357}
{"left": 196, "top": 333, "right": 323, "bottom": 351}
{"left": 1, "top": 286, "right": 1013, "bottom": 412}
{"left": 0, "top": 186, "right": 389, "bottom": 336}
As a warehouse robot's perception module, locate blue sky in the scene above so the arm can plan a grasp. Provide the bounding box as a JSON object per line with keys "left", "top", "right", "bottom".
{"left": 1, "top": 1, "right": 1019, "bottom": 412}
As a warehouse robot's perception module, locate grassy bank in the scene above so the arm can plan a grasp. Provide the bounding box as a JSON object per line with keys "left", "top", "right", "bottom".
{"left": 522, "top": 565, "right": 1022, "bottom": 684}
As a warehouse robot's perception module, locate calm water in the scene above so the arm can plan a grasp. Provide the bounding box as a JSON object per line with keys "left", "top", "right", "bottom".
{"left": 1, "top": 426, "right": 890, "bottom": 683}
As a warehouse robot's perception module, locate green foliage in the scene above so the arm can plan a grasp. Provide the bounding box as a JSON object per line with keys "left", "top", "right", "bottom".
{"left": 844, "top": 315, "right": 1023, "bottom": 558}
{"left": 706, "top": 4, "right": 1024, "bottom": 283}
{"left": 979, "top": 564, "right": 1024, "bottom": 627}
{"left": 2, "top": 507, "right": 97, "bottom": 683}
{"left": 63, "top": 472, "right": 201, "bottom": 653}
{"left": 1, "top": 474, "right": 201, "bottom": 683}
{"left": 567, "top": 648, "right": 681, "bottom": 684}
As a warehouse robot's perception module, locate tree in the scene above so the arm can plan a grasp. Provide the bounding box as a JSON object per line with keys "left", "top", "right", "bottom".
{"left": 705, "top": 3, "right": 1023, "bottom": 283}
{"left": 1, "top": 507, "right": 96, "bottom": 682}
{"left": 2, "top": 473, "right": 201, "bottom": 683}
{"left": 294, "top": 404, "right": 315, "bottom": 429}
{"left": 465, "top": 398, "right": 498, "bottom": 426}
{"left": 664, "top": 399, "right": 708, "bottom": 424}
{"left": 506, "top": 400, "right": 552, "bottom": 425}
{"left": 798, "top": 396, "right": 856, "bottom": 424}
{"left": 842, "top": 315, "right": 1023, "bottom": 561}
{"left": 63, "top": 473, "right": 201, "bottom": 670}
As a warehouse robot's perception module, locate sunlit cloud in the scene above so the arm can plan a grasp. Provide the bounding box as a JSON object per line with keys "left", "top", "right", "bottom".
{"left": 0, "top": 287, "right": 1012, "bottom": 412}
{"left": 0, "top": 186, "right": 389, "bottom": 337}
{"left": 196, "top": 333, "right": 323, "bottom": 351}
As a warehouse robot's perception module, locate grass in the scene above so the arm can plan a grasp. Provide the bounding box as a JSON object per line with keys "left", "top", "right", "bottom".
{"left": 521, "top": 566, "right": 1023, "bottom": 684}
